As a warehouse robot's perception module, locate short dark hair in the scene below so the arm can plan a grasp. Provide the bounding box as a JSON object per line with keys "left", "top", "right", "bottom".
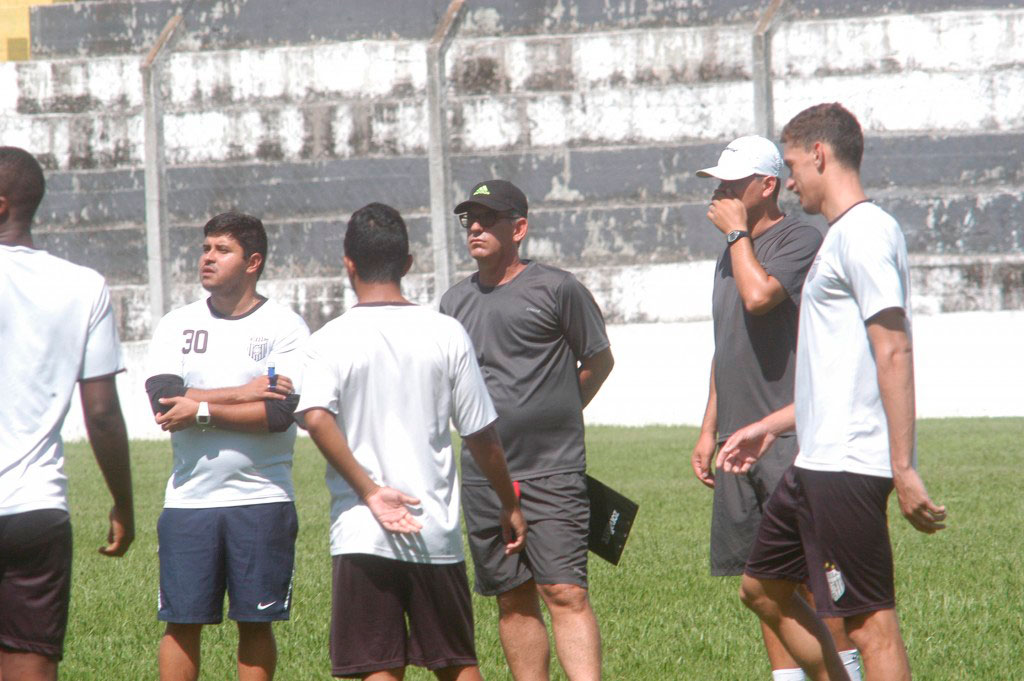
{"left": 344, "top": 203, "right": 409, "bottom": 283}
{"left": 781, "top": 103, "right": 864, "bottom": 171}
{"left": 0, "top": 147, "right": 46, "bottom": 224}
{"left": 203, "top": 211, "right": 268, "bottom": 277}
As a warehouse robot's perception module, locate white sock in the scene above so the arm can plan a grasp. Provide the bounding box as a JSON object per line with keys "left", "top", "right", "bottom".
{"left": 772, "top": 669, "right": 806, "bottom": 681}
{"left": 838, "top": 649, "right": 862, "bottom": 681}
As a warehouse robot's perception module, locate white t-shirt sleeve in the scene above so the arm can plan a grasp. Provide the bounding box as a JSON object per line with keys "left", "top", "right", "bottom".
{"left": 269, "top": 312, "right": 311, "bottom": 392}
{"left": 840, "top": 221, "right": 908, "bottom": 322}
{"left": 147, "top": 313, "right": 185, "bottom": 379}
{"left": 448, "top": 325, "right": 498, "bottom": 437}
{"left": 80, "top": 281, "right": 124, "bottom": 380}
{"left": 294, "top": 334, "right": 340, "bottom": 418}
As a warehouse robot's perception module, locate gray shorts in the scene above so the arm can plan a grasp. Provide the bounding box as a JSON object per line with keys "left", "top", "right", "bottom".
{"left": 710, "top": 434, "right": 798, "bottom": 576}
{"left": 462, "top": 471, "right": 589, "bottom": 596}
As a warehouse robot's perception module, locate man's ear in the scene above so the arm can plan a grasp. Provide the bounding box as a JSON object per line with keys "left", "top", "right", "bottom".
{"left": 761, "top": 175, "right": 777, "bottom": 200}
{"left": 402, "top": 253, "right": 413, "bottom": 276}
{"left": 343, "top": 255, "right": 357, "bottom": 280}
{"left": 246, "top": 252, "right": 264, "bottom": 275}
{"left": 512, "top": 217, "right": 529, "bottom": 246}
{"left": 812, "top": 141, "right": 826, "bottom": 172}
{"left": 0, "top": 195, "right": 9, "bottom": 224}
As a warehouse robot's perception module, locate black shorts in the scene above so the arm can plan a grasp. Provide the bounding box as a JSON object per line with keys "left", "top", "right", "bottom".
{"left": 463, "top": 471, "right": 589, "bottom": 596}
{"left": 329, "top": 554, "right": 477, "bottom": 677}
{"left": 158, "top": 502, "right": 297, "bottom": 624}
{"left": 711, "top": 434, "right": 798, "bottom": 576}
{"left": 0, "top": 509, "right": 73, "bottom": 660}
{"left": 745, "top": 466, "right": 896, "bottom": 618}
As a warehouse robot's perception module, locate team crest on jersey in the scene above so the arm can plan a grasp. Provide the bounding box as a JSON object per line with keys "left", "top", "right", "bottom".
{"left": 825, "top": 562, "right": 846, "bottom": 602}
{"left": 248, "top": 336, "right": 269, "bottom": 362}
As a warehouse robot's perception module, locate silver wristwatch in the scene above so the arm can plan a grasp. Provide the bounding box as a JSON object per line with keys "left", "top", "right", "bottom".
{"left": 196, "top": 401, "right": 211, "bottom": 427}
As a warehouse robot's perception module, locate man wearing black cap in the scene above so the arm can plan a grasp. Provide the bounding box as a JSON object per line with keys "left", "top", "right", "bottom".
{"left": 441, "top": 180, "right": 614, "bottom": 681}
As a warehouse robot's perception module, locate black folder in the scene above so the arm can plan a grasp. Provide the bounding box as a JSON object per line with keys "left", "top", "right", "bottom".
{"left": 586, "top": 475, "right": 639, "bottom": 565}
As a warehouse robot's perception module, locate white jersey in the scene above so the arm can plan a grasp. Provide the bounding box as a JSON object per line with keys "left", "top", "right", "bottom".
{"left": 148, "top": 297, "right": 309, "bottom": 508}
{"left": 296, "top": 304, "right": 498, "bottom": 564}
{"left": 0, "top": 245, "right": 124, "bottom": 516}
{"left": 794, "top": 202, "right": 914, "bottom": 477}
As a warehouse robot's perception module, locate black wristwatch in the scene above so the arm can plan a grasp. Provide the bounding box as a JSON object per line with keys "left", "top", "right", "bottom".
{"left": 726, "top": 230, "right": 750, "bottom": 245}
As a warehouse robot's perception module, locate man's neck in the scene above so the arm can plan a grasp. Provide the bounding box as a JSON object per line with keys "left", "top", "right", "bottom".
{"left": 476, "top": 253, "right": 527, "bottom": 288}
{"left": 353, "top": 280, "right": 409, "bottom": 305}
{"left": 208, "top": 286, "right": 261, "bottom": 317}
{"left": 0, "top": 222, "right": 34, "bottom": 248}
{"left": 748, "top": 204, "right": 786, "bottom": 239}
{"left": 821, "top": 172, "right": 868, "bottom": 223}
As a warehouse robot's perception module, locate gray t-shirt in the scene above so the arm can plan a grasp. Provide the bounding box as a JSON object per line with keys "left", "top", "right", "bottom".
{"left": 440, "top": 260, "right": 610, "bottom": 484}
{"left": 712, "top": 215, "right": 823, "bottom": 441}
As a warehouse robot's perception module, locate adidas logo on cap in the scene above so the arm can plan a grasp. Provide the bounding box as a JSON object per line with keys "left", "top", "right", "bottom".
{"left": 454, "top": 179, "right": 529, "bottom": 217}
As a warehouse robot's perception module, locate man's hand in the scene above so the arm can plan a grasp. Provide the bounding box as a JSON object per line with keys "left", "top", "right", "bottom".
{"left": 717, "top": 421, "right": 776, "bottom": 474}
{"left": 240, "top": 374, "right": 294, "bottom": 402}
{"left": 99, "top": 504, "right": 135, "bottom": 557}
{"left": 691, "top": 431, "right": 717, "bottom": 488}
{"left": 364, "top": 486, "right": 424, "bottom": 534}
{"left": 893, "top": 468, "right": 947, "bottom": 534}
{"left": 155, "top": 396, "right": 199, "bottom": 431}
{"left": 707, "top": 188, "right": 748, "bottom": 235}
{"left": 501, "top": 505, "right": 527, "bottom": 555}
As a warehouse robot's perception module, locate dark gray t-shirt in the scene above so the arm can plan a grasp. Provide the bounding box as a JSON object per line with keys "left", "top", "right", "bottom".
{"left": 440, "top": 261, "right": 610, "bottom": 484}
{"left": 712, "top": 215, "right": 823, "bottom": 441}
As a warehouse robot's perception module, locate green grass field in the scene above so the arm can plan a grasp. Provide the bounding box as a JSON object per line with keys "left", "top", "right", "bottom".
{"left": 60, "top": 419, "right": 1023, "bottom": 679}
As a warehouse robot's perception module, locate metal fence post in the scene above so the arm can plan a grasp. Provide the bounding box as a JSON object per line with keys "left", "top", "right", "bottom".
{"left": 427, "top": 0, "right": 465, "bottom": 307}
{"left": 140, "top": 14, "right": 183, "bottom": 329}
{"left": 753, "top": 0, "right": 785, "bottom": 139}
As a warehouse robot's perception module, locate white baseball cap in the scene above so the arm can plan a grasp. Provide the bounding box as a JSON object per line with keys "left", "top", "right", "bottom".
{"left": 696, "top": 135, "right": 782, "bottom": 181}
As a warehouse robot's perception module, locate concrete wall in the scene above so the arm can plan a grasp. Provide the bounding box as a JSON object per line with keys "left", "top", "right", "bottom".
{"left": 29, "top": 0, "right": 1014, "bottom": 57}
{"left": 2, "top": 4, "right": 1023, "bottom": 342}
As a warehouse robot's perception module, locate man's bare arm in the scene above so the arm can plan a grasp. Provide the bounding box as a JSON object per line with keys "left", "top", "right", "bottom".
{"left": 463, "top": 424, "right": 527, "bottom": 554}
{"left": 717, "top": 403, "right": 796, "bottom": 474}
{"left": 867, "top": 307, "right": 946, "bottom": 534}
{"left": 707, "top": 193, "right": 788, "bottom": 315}
{"left": 728, "top": 238, "right": 789, "bottom": 315}
{"left": 184, "top": 374, "right": 293, "bottom": 404}
{"left": 301, "top": 408, "right": 422, "bottom": 534}
{"left": 691, "top": 360, "right": 717, "bottom": 488}
{"left": 579, "top": 347, "right": 614, "bottom": 408}
{"left": 156, "top": 397, "right": 272, "bottom": 433}
{"left": 79, "top": 375, "right": 134, "bottom": 557}
{"left": 148, "top": 372, "right": 298, "bottom": 433}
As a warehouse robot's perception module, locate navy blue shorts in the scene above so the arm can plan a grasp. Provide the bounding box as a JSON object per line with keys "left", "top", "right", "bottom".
{"left": 157, "top": 502, "right": 297, "bottom": 624}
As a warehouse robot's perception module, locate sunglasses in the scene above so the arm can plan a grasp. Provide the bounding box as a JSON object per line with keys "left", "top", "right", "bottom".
{"left": 457, "top": 210, "right": 520, "bottom": 230}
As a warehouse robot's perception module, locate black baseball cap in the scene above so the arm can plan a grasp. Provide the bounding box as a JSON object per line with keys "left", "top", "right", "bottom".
{"left": 454, "top": 180, "right": 528, "bottom": 217}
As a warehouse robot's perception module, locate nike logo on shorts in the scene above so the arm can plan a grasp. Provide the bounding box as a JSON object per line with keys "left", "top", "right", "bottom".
{"left": 257, "top": 601, "right": 277, "bottom": 610}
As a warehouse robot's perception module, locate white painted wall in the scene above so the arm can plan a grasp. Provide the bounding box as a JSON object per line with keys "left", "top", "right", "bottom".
{"left": 59, "top": 310, "right": 1024, "bottom": 444}
{"left": 585, "top": 310, "right": 1024, "bottom": 428}
{"left": 3, "top": 8, "right": 1023, "bottom": 168}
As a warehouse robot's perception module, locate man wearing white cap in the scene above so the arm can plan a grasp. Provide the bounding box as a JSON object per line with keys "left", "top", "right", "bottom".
{"left": 690, "top": 136, "right": 860, "bottom": 680}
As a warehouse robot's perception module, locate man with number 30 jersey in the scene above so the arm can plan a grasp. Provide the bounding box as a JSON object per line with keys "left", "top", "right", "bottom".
{"left": 145, "top": 211, "right": 309, "bottom": 681}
